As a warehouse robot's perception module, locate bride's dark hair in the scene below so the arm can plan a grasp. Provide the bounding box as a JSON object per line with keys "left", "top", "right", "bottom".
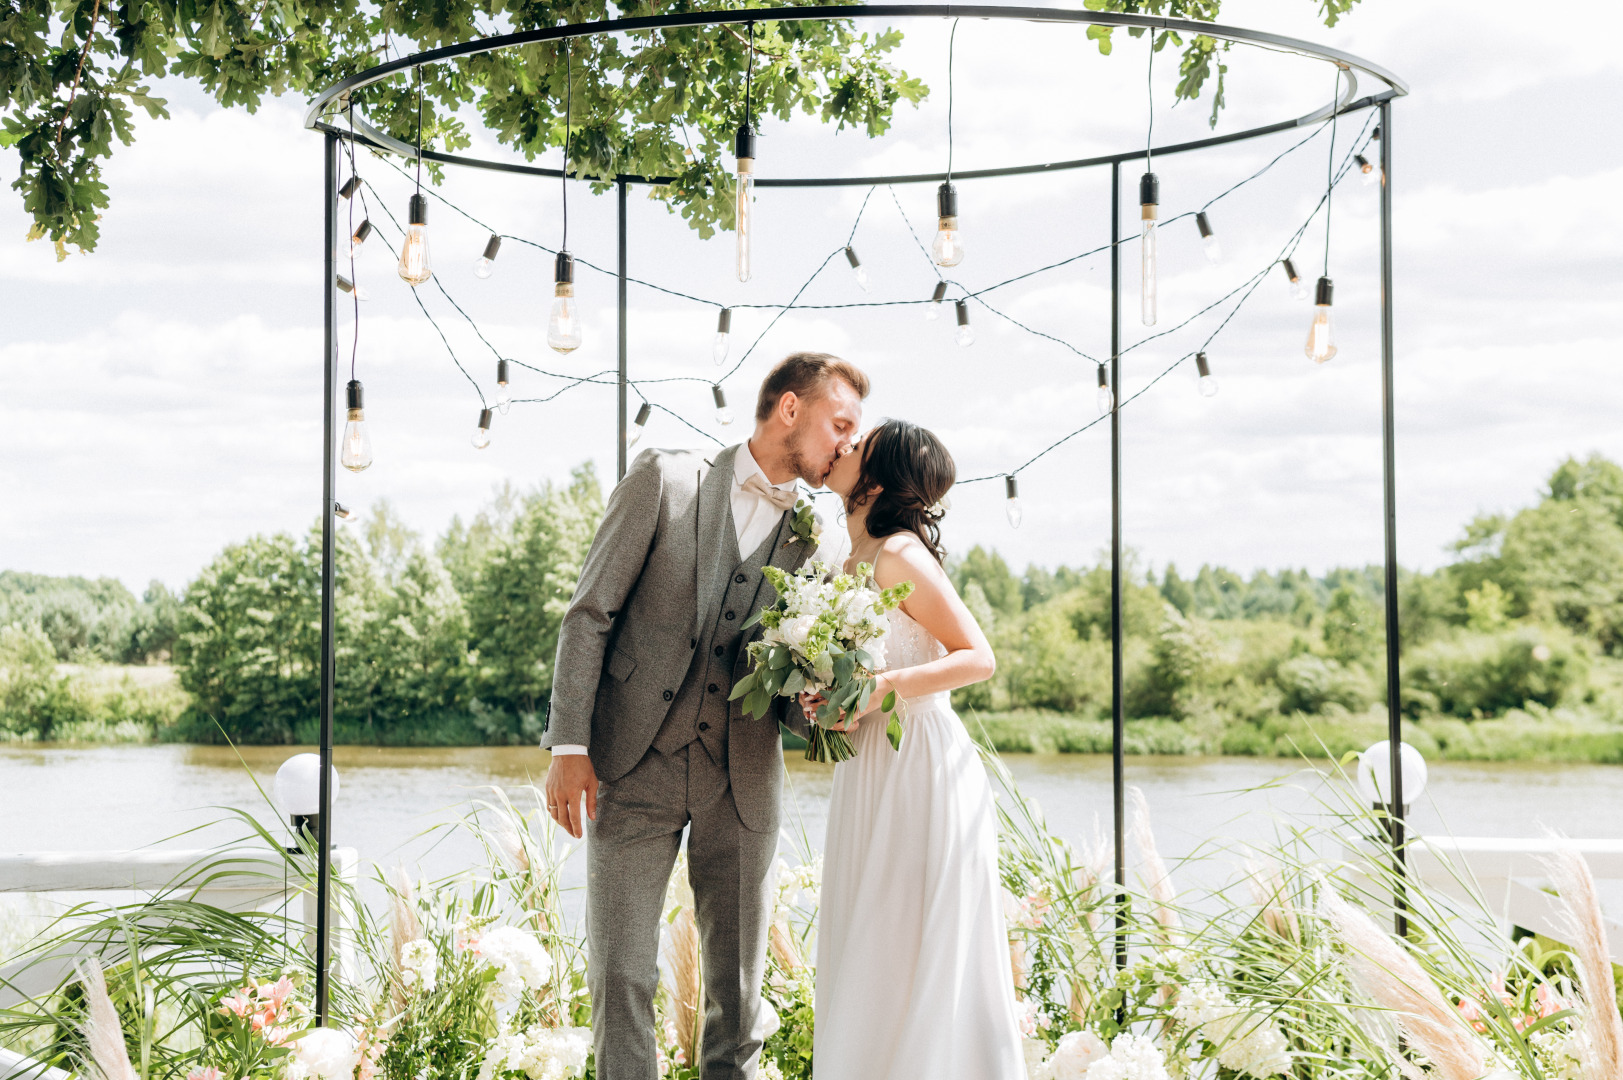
{"left": 844, "top": 419, "right": 956, "bottom": 564}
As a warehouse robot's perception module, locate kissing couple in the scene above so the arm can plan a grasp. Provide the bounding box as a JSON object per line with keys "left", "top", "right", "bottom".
{"left": 542, "top": 352, "right": 1029, "bottom": 1079}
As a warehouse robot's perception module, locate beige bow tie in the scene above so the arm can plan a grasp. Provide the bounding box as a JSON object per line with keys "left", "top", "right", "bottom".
{"left": 741, "top": 473, "right": 798, "bottom": 512}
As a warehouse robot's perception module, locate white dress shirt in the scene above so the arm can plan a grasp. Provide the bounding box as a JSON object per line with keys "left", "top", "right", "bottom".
{"left": 550, "top": 442, "right": 799, "bottom": 759}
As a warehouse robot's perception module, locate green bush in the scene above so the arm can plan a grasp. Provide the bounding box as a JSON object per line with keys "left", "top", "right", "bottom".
{"left": 1273, "top": 654, "right": 1377, "bottom": 714}
{"left": 1403, "top": 626, "right": 1587, "bottom": 718}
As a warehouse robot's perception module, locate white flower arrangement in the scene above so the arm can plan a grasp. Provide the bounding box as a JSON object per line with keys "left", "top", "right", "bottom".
{"left": 1171, "top": 982, "right": 1292, "bottom": 1077}
{"left": 399, "top": 938, "right": 438, "bottom": 994}
{"left": 285, "top": 1027, "right": 358, "bottom": 1080}
{"left": 731, "top": 560, "right": 914, "bottom": 762}
{"left": 477, "top": 1024, "right": 593, "bottom": 1080}
{"left": 469, "top": 926, "right": 553, "bottom": 1013}
{"left": 1033, "top": 1029, "right": 1108, "bottom": 1080}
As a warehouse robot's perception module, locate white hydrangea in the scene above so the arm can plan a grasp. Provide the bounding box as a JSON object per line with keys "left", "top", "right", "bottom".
{"left": 472, "top": 926, "right": 553, "bottom": 1012}
{"left": 477, "top": 1026, "right": 592, "bottom": 1080}
{"left": 1036, "top": 1030, "right": 1107, "bottom": 1080}
{"left": 1171, "top": 982, "right": 1291, "bottom": 1078}
{"left": 1080, "top": 1033, "right": 1170, "bottom": 1080}
{"left": 399, "top": 938, "right": 438, "bottom": 994}
{"left": 285, "top": 1027, "right": 358, "bottom": 1080}
{"left": 1529, "top": 1028, "right": 1587, "bottom": 1080}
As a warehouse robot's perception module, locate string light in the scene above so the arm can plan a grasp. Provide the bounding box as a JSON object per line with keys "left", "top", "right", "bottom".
{"left": 1005, "top": 474, "right": 1023, "bottom": 529}
{"left": 341, "top": 380, "right": 373, "bottom": 472}
{"left": 932, "top": 182, "right": 963, "bottom": 267}
{"left": 472, "top": 407, "right": 492, "bottom": 449}
{"left": 736, "top": 21, "right": 757, "bottom": 283}
{"left": 844, "top": 246, "right": 869, "bottom": 292}
{"left": 628, "top": 402, "right": 652, "bottom": 448}
{"left": 336, "top": 275, "right": 369, "bottom": 301}
{"left": 925, "top": 281, "right": 948, "bottom": 320}
{"left": 712, "top": 384, "right": 734, "bottom": 426}
{"left": 548, "top": 252, "right": 582, "bottom": 354}
{"left": 348, "top": 218, "right": 373, "bottom": 257}
{"left": 1280, "top": 258, "right": 1308, "bottom": 301}
{"left": 398, "top": 71, "right": 432, "bottom": 286}
{"left": 954, "top": 299, "right": 974, "bottom": 346}
{"left": 1095, "top": 365, "right": 1113, "bottom": 414}
{"left": 338, "top": 176, "right": 361, "bottom": 201}
{"left": 334, "top": 502, "right": 359, "bottom": 522}
{"left": 473, "top": 234, "right": 502, "bottom": 278}
{"left": 713, "top": 308, "right": 732, "bottom": 365}
{"left": 1140, "top": 171, "right": 1159, "bottom": 326}
{"left": 1195, "top": 211, "right": 1221, "bottom": 263}
{"left": 1195, "top": 351, "right": 1218, "bottom": 397}
{"left": 1354, "top": 154, "right": 1378, "bottom": 186}
{"left": 495, "top": 358, "right": 511, "bottom": 414}
{"left": 1306, "top": 277, "right": 1337, "bottom": 363}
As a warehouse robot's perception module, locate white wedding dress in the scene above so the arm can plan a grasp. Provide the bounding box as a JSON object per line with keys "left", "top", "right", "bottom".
{"left": 813, "top": 606, "right": 1028, "bottom": 1079}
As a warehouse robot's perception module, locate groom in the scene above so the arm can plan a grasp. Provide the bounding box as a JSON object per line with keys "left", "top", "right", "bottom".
{"left": 543, "top": 352, "right": 868, "bottom": 1079}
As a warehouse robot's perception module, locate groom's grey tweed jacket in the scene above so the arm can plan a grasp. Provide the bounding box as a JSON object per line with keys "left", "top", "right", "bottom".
{"left": 543, "top": 444, "right": 812, "bottom": 832}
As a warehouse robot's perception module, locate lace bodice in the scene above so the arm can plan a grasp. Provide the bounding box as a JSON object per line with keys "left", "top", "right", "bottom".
{"left": 883, "top": 606, "right": 948, "bottom": 673}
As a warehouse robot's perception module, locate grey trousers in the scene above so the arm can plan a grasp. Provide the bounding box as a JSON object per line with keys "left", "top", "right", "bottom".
{"left": 586, "top": 742, "right": 779, "bottom": 1080}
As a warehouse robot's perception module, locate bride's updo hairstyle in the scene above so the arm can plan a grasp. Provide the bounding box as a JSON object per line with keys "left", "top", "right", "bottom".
{"left": 845, "top": 419, "right": 956, "bottom": 564}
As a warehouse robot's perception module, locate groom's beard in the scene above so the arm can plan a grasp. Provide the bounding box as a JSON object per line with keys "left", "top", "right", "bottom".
{"left": 785, "top": 430, "right": 836, "bottom": 488}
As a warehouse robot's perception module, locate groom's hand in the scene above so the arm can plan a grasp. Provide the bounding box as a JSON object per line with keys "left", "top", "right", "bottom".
{"left": 544, "top": 754, "right": 598, "bottom": 839}
{"left": 798, "top": 691, "right": 858, "bottom": 733}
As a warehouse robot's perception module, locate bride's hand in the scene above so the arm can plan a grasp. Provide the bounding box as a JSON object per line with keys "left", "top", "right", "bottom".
{"left": 799, "top": 691, "right": 858, "bottom": 733}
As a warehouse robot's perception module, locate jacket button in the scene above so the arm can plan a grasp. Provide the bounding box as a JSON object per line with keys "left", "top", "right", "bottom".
{"left": 724, "top": 610, "right": 736, "bottom": 621}
{"left": 708, "top": 683, "right": 719, "bottom": 693}
{"left": 662, "top": 690, "right": 673, "bottom": 701}
{"left": 735, "top": 573, "right": 747, "bottom": 584}
{"left": 714, "top": 645, "right": 725, "bottom": 656}
{"left": 698, "top": 722, "right": 710, "bottom": 732}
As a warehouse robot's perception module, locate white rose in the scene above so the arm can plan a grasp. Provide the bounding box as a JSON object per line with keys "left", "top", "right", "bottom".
{"left": 289, "top": 1027, "right": 358, "bottom": 1080}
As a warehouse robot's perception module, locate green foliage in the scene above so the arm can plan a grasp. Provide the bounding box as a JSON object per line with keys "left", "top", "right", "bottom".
{"left": 1403, "top": 626, "right": 1588, "bottom": 719}
{"left": 0, "top": 570, "right": 177, "bottom": 663}
{"left": 2, "top": 0, "right": 1362, "bottom": 255}
{"left": 1321, "top": 583, "right": 1379, "bottom": 665}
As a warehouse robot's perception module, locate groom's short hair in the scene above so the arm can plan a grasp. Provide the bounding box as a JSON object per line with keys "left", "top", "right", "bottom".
{"left": 755, "top": 352, "right": 870, "bottom": 423}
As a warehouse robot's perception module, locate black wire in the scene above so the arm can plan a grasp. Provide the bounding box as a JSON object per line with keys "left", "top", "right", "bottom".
{"left": 945, "top": 19, "right": 958, "bottom": 182}
{"left": 345, "top": 101, "right": 360, "bottom": 383}
{"left": 415, "top": 69, "right": 423, "bottom": 193}
{"left": 1324, "top": 66, "right": 1340, "bottom": 278}
{"left": 1145, "top": 29, "right": 1155, "bottom": 172}
{"left": 562, "top": 40, "right": 572, "bottom": 253}
{"left": 745, "top": 20, "right": 754, "bottom": 127}
{"left": 847, "top": 186, "right": 876, "bottom": 246}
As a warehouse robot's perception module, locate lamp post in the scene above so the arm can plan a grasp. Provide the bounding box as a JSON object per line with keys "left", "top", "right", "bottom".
{"left": 274, "top": 753, "right": 341, "bottom": 853}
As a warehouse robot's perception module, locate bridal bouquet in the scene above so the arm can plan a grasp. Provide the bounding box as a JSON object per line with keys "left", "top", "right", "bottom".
{"left": 730, "top": 561, "right": 914, "bottom": 763}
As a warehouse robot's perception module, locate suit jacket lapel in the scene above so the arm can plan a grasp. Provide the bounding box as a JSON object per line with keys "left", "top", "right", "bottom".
{"left": 693, "top": 443, "right": 741, "bottom": 638}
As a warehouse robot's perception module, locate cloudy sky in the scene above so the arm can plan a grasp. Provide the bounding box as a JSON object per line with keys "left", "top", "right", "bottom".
{"left": 2, "top": 0, "right": 1620, "bottom": 596}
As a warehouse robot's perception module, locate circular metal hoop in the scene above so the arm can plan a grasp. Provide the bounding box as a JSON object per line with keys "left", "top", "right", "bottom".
{"left": 305, "top": 3, "right": 1406, "bottom": 185}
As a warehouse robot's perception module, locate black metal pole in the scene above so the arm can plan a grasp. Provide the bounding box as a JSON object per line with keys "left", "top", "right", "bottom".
{"left": 315, "top": 131, "right": 339, "bottom": 1024}
{"left": 617, "top": 178, "right": 629, "bottom": 481}
{"left": 1110, "top": 160, "right": 1127, "bottom": 974}
{"left": 1377, "top": 99, "right": 1406, "bottom": 939}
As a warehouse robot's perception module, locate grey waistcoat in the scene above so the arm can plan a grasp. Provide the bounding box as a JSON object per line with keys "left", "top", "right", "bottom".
{"left": 653, "top": 507, "right": 789, "bottom": 762}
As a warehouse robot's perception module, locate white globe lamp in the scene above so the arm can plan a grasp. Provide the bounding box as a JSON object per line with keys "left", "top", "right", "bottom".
{"left": 1356, "top": 740, "right": 1427, "bottom": 811}
{"left": 273, "top": 753, "right": 339, "bottom": 848}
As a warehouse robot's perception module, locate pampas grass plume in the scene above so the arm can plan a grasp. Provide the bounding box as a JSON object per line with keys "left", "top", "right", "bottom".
{"left": 76, "top": 961, "right": 137, "bottom": 1080}
{"left": 1545, "top": 841, "right": 1623, "bottom": 1080}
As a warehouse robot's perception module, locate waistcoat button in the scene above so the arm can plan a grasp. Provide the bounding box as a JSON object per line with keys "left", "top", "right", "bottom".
{"left": 698, "top": 722, "right": 710, "bottom": 732}
{"left": 735, "top": 573, "right": 747, "bottom": 584}
{"left": 708, "top": 683, "right": 719, "bottom": 693}
{"left": 714, "top": 645, "right": 725, "bottom": 656}
{"left": 724, "top": 611, "right": 735, "bottom": 621}
{"left": 662, "top": 689, "right": 673, "bottom": 701}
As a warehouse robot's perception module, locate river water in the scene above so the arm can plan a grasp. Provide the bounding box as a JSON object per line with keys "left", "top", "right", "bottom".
{"left": 3, "top": 745, "right": 1620, "bottom": 929}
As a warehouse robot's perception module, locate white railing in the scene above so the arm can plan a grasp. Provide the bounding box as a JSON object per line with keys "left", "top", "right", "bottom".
{"left": 1405, "top": 836, "right": 1623, "bottom": 962}
{"left": 0, "top": 847, "right": 359, "bottom": 1080}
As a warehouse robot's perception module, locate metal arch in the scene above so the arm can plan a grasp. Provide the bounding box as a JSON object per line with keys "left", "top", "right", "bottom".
{"left": 304, "top": 4, "right": 1405, "bottom": 186}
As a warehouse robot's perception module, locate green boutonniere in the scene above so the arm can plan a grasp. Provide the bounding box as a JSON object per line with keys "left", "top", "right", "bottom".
{"left": 786, "top": 499, "right": 822, "bottom": 548}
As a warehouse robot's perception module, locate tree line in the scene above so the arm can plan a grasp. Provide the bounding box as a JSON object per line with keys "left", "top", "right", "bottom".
{"left": 3, "top": 454, "right": 1621, "bottom": 746}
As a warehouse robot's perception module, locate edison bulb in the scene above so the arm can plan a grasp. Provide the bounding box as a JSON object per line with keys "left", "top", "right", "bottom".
{"left": 1140, "top": 173, "right": 1159, "bottom": 327}
{"left": 712, "top": 385, "right": 733, "bottom": 427}
{"left": 398, "top": 195, "right": 431, "bottom": 286}
{"left": 548, "top": 289, "right": 582, "bottom": 354}
{"left": 474, "top": 234, "right": 501, "bottom": 279}
{"left": 472, "top": 408, "right": 492, "bottom": 450}
{"left": 713, "top": 308, "right": 732, "bottom": 366}
{"left": 1196, "top": 211, "right": 1221, "bottom": 263}
{"left": 341, "top": 412, "right": 372, "bottom": 472}
{"left": 1096, "top": 382, "right": 1113, "bottom": 415}
{"left": 628, "top": 403, "right": 652, "bottom": 448}
{"left": 932, "top": 182, "right": 963, "bottom": 267}
{"left": 734, "top": 124, "right": 755, "bottom": 284}
{"left": 1004, "top": 476, "right": 1023, "bottom": 529}
{"left": 1305, "top": 277, "right": 1337, "bottom": 363}
{"left": 955, "top": 323, "right": 975, "bottom": 347}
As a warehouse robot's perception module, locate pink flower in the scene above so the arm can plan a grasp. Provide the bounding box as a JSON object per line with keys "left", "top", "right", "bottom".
{"left": 187, "top": 1068, "right": 224, "bottom": 1080}
{"left": 220, "top": 990, "right": 253, "bottom": 1018}
{"left": 1455, "top": 997, "right": 1487, "bottom": 1034}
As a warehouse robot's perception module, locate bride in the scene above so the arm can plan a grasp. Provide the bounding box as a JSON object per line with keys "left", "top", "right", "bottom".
{"left": 802, "top": 419, "right": 1027, "bottom": 1079}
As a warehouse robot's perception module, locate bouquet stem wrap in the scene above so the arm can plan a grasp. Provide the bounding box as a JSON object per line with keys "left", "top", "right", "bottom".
{"left": 729, "top": 561, "right": 914, "bottom": 763}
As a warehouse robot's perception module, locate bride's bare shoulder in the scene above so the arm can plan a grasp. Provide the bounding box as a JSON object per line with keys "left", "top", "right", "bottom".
{"left": 872, "top": 533, "right": 948, "bottom": 591}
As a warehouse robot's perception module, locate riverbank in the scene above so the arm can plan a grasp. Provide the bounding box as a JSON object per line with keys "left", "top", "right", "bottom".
{"left": 8, "top": 664, "right": 1622, "bottom": 764}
